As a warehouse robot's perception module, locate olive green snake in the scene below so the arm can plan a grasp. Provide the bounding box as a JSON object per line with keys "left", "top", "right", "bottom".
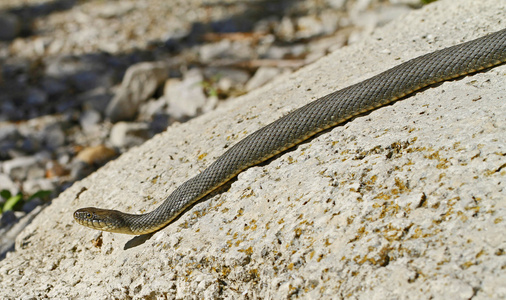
{"left": 74, "top": 29, "right": 506, "bottom": 235}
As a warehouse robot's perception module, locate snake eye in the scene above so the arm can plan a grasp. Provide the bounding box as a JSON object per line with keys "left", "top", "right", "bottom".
{"left": 86, "top": 213, "right": 92, "bottom": 219}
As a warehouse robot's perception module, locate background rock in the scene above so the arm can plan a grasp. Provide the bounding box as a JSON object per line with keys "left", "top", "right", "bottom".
{"left": 109, "top": 122, "right": 151, "bottom": 149}
{"left": 165, "top": 69, "right": 209, "bottom": 121}
{"left": 106, "top": 62, "right": 168, "bottom": 122}
{"left": 246, "top": 66, "right": 283, "bottom": 91}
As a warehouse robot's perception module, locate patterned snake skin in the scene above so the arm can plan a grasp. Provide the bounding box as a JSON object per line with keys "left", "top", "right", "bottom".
{"left": 75, "top": 29, "right": 506, "bottom": 235}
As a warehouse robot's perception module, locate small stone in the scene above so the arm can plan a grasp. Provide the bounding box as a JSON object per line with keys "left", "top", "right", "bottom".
{"left": 295, "top": 15, "right": 326, "bottom": 39}
{"left": 45, "top": 160, "right": 69, "bottom": 178}
{"left": 275, "top": 17, "right": 296, "bottom": 41}
{"left": 79, "top": 109, "right": 102, "bottom": 132}
{"left": 70, "top": 160, "right": 93, "bottom": 181}
{"left": 165, "top": 69, "right": 208, "bottom": 121}
{"left": 0, "top": 124, "right": 20, "bottom": 159}
{"left": 22, "top": 179, "right": 55, "bottom": 197}
{"left": 199, "top": 40, "right": 253, "bottom": 63}
{"left": 139, "top": 97, "right": 168, "bottom": 121}
{"left": 88, "top": 2, "right": 135, "bottom": 18}
{"left": 75, "top": 145, "right": 117, "bottom": 165}
{"left": 204, "top": 67, "right": 250, "bottom": 93}
{"left": 42, "top": 123, "right": 65, "bottom": 150}
{"left": 106, "top": 62, "right": 168, "bottom": 122}
{"left": 2, "top": 156, "right": 40, "bottom": 181}
{"left": 45, "top": 55, "right": 83, "bottom": 78}
{"left": 0, "top": 173, "right": 19, "bottom": 196}
{"left": 199, "top": 40, "right": 232, "bottom": 63}
{"left": 327, "top": 0, "right": 347, "bottom": 9}
{"left": 246, "top": 67, "right": 282, "bottom": 91}
{"left": 262, "top": 45, "right": 292, "bottom": 59}
{"left": 110, "top": 122, "right": 151, "bottom": 148}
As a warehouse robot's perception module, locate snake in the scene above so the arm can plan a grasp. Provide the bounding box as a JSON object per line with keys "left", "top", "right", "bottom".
{"left": 74, "top": 29, "right": 506, "bottom": 235}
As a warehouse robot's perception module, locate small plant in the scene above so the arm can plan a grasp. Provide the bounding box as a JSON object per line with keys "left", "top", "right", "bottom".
{"left": 200, "top": 74, "right": 222, "bottom": 98}
{"left": 0, "top": 189, "right": 52, "bottom": 213}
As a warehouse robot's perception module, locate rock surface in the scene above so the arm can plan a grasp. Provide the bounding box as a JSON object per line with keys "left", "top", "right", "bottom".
{"left": 0, "top": 0, "right": 505, "bottom": 299}
{"left": 0, "top": 0, "right": 411, "bottom": 258}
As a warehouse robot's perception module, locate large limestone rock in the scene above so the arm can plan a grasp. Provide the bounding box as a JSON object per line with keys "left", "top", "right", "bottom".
{"left": 0, "top": 0, "right": 504, "bottom": 298}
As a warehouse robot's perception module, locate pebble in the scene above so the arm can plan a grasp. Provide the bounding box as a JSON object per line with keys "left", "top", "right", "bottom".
{"left": 204, "top": 67, "right": 250, "bottom": 94}
{"left": 79, "top": 109, "right": 102, "bottom": 133}
{"left": 70, "top": 160, "right": 93, "bottom": 181}
{"left": 165, "top": 69, "right": 209, "bottom": 121}
{"left": 75, "top": 145, "right": 117, "bottom": 165}
{"left": 246, "top": 67, "right": 283, "bottom": 91}
{"left": 295, "top": 14, "right": 337, "bottom": 39}
{"left": 41, "top": 123, "right": 66, "bottom": 149}
{"left": 138, "top": 97, "right": 168, "bottom": 121}
{"left": 106, "top": 62, "right": 169, "bottom": 122}
{"left": 2, "top": 156, "right": 40, "bottom": 181}
{"left": 22, "top": 179, "right": 54, "bottom": 197}
{"left": 0, "top": 173, "right": 18, "bottom": 196}
{"left": 110, "top": 122, "right": 151, "bottom": 148}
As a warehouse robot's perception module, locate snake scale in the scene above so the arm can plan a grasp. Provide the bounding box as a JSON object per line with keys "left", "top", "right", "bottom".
{"left": 74, "top": 29, "right": 506, "bottom": 235}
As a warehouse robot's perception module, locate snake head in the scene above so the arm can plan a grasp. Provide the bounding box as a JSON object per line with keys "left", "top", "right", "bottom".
{"left": 74, "top": 207, "right": 132, "bottom": 234}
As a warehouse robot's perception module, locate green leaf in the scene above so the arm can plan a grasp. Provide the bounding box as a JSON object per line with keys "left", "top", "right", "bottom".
{"left": 28, "top": 190, "right": 52, "bottom": 201}
{"left": 3, "top": 194, "right": 23, "bottom": 212}
{"left": 0, "top": 189, "right": 12, "bottom": 200}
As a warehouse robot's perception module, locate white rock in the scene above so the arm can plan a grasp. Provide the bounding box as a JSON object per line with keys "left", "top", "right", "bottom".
{"left": 199, "top": 40, "right": 232, "bottom": 63}
{"left": 106, "top": 62, "right": 168, "bottom": 122}
{"left": 165, "top": 69, "right": 208, "bottom": 120}
{"left": 0, "top": 173, "right": 18, "bottom": 196}
{"left": 245, "top": 67, "right": 282, "bottom": 91}
{"left": 2, "top": 156, "right": 40, "bottom": 181}
{"left": 276, "top": 16, "right": 296, "bottom": 41}
{"left": 295, "top": 15, "right": 328, "bottom": 39}
{"left": 23, "top": 178, "right": 55, "bottom": 196}
{"left": 199, "top": 40, "right": 254, "bottom": 63}
{"left": 79, "top": 109, "right": 102, "bottom": 133}
{"left": 138, "top": 97, "right": 168, "bottom": 120}
{"left": 110, "top": 122, "right": 151, "bottom": 148}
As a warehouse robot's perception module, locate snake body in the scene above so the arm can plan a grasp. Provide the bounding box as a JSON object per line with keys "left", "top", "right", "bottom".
{"left": 74, "top": 29, "right": 506, "bottom": 235}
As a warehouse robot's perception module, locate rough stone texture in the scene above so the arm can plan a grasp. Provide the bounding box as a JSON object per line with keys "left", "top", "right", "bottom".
{"left": 0, "top": 0, "right": 505, "bottom": 299}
